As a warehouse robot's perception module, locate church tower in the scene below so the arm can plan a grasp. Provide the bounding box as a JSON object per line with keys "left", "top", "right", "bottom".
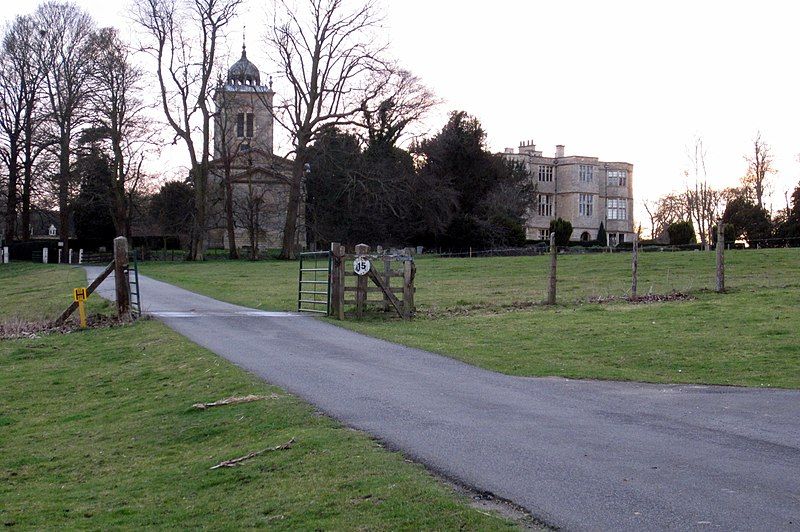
{"left": 214, "top": 42, "right": 274, "bottom": 158}
{"left": 208, "top": 41, "right": 301, "bottom": 252}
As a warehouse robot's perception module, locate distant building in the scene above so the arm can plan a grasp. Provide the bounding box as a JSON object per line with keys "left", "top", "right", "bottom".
{"left": 502, "top": 142, "right": 634, "bottom": 245}
{"left": 208, "top": 43, "right": 303, "bottom": 251}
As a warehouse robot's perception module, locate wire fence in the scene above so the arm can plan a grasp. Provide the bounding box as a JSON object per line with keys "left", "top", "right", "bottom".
{"left": 410, "top": 246, "right": 800, "bottom": 315}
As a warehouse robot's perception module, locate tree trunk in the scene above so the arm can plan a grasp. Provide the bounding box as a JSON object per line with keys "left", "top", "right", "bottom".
{"left": 280, "top": 139, "right": 309, "bottom": 260}
{"left": 190, "top": 163, "right": 207, "bottom": 261}
{"left": 58, "top": 135, "right": 70, "bottom": 262}
{"left": 224, "top": 168, "right": 238, "bottom": 259}
{"left": 110, "top": 133, "right": 128, "bottom": 239}
{"left": 3, "top": 149, "right": 19, "bottom": 242}
{"left": 20, "top": 117, "right": 34, "bottom": 241}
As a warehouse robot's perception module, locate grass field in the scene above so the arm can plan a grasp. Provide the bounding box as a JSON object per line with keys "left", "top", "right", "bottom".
{"left": 0, "top": 264, "right": 515, "bottom": 529}
{"left": 142, "top": 249, "right": 800, "bottom": 388}
{"left": 0, "top": 263, "right": 111, "bottom": 322}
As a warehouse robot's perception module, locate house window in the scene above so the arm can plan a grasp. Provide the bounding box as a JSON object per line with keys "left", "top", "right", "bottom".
{"left": 236, "top": 113, "right": 244, "bottom": 137}
{"left": 579, "top": 165, "right": 594, "bottom": 182}
{"left": 540, "top": 228, "right": 550, "bottom": 240}
{"left": 579, "top": 194, "right": 593, "bottom": 216}
{"left": 538, "top": 165, "right": 553, "bottom": 182}
{"left": 537, "top": 194, "right": 552, "bottom": 217}
{"left": 608, "top": 169, "right": 627, "bottom": 186}
{"left": 236, "top": 112, "right": 254, "bottom": 137}
{"left": 607, "top": 198, "right": 627, "bottom": 220}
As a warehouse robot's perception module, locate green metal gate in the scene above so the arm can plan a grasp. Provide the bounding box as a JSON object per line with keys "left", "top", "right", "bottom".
{"left": 298, "top": 251, "right": 331, "bottom": 314}
{"left": 128, "top": 250, "right": 142, "bottom": 318}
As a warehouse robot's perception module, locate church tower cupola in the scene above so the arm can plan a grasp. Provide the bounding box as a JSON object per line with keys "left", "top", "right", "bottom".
{"left": 214, "top": 35, "right": 275, "bottom": 157}
{"left": 227, "top": 43, "right": 261, "bottom": 86}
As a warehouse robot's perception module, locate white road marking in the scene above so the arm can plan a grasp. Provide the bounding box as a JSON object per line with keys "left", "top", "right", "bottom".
{"left": 150, "top": 310, "right": 300, "bottom": 318}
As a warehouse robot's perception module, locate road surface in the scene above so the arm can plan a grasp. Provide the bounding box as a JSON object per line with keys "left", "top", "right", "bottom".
{"left": 86, "top": 267, "right": 800, "bottom": 531}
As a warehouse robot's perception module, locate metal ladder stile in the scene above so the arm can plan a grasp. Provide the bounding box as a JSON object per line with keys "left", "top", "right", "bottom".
{"left": 128, "top": 250, "right": 142, "bottom": 318}
{"left": 297, "top": 251, "right": 332, "bottom": 314}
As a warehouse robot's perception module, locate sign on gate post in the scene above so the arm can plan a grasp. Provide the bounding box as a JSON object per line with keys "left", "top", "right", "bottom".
{"left": 353, "top": 256, "right": 371, "bottom": 276}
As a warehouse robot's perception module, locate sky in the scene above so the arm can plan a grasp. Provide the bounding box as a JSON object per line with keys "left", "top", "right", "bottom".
{"left": 2, "top": 0, "right": 799, "bottom": 229}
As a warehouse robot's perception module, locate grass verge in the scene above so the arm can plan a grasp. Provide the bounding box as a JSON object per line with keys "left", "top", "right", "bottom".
{"left": 0, "top": 264, "right": 516, "bottom": 529}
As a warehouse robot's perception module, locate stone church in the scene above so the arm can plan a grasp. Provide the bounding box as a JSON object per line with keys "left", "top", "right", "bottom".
{"left": 207, "top": 44, "right": 302, "bottom": 251}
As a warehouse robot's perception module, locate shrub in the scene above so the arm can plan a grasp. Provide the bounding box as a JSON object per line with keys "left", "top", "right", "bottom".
{"left": 667, "top": 221, "right": 696, "bottom": 245}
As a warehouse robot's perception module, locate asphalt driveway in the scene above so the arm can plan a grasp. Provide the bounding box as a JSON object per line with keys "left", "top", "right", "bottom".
{"left": 86, "top": 267, "right": 800, "bottom": 531}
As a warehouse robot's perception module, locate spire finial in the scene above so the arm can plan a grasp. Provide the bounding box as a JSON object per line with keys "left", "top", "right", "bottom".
{"left": 242, "top": 26, "right": 246, "bottom": 57}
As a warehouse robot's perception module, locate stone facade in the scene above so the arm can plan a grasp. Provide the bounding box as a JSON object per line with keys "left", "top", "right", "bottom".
{"left": 503, "top": 142, "right": 634, "bottom": 245}
{"left": 207, "top": 45, "right": 303, "bottom": 251}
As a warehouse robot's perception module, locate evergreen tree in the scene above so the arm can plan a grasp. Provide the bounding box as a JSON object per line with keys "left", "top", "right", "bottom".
{"left": 596, "top": 222, "right": 607, "bottom": 245}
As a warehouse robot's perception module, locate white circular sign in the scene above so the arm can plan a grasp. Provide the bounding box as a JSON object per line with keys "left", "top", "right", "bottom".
{"left": 353, "top": 257, "right": 371, "bottom": 276}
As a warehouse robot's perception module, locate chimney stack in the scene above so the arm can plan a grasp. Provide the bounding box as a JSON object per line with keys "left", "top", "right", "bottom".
{"left": 518, "top": 140, "right": 536, "bottom": 154}
{"left": 555, "top": 145, "right": 565, "bottom": 158}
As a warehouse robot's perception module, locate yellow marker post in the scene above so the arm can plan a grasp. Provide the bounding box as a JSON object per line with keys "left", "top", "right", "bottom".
{"left": 73, "top": 287, "right": 88, "bottom": 329}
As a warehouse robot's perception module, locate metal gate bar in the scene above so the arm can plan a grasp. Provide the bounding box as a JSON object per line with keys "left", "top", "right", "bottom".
{"left": 298, "top": 251, "right": 332, "bottom": 314}
{"left": 127, "top": 250, "right": 142, "bottom": 318}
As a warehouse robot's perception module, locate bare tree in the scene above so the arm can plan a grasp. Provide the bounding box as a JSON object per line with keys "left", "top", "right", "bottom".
{"left": 134, "top": 0, "right": 242, "bottom": 260}
{"left": 233, "top": 174, "right": 270, "bottom": 260}
{"left": 684, "top": 137, "right": 724, "bottom": 250}
{"left": 743, "top": 131, "right": 774, "bottom": 210}
{"left": 360, "top": 66, "right": 438, "bottom": 146}
{"left": 90, "top": 27, "right": 156, "bottom": 241}
{"left": 36, "top": 2, "right": 97, "bottom": 260}
{"left": 643, "top": 194, "right": 689, "bottom": 241}
{"left": 0, "top": 15, "right": 50, "bottom": 242}
{"left": 267, "top": 0, "right": 387, "bottom": 258}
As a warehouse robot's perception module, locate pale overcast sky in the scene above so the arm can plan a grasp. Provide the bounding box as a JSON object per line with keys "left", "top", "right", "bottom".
{"left": 2, "top": 0, "right": 799, "bottom": 227}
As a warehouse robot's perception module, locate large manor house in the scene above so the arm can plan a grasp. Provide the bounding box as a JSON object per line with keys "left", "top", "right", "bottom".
{"left": 208, "top": 46, "right": 634, "bottom": 250}
{"left": 503, "top": 142, "right": 634, "bottom": 245}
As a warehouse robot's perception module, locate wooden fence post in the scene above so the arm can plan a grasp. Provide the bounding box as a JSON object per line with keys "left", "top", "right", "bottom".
{"left": 330, "top": 242, "right": 344, "bottom": 319}
{"left": 114, "top": 236, "right": 131, "bottom": 320}
{"left": 546, "top": 232, "right": 557, "bottom": 305}
{"left": 631, "top": 233, "right": 639, "bottom": 300}
{"left": 716, "top": 223, "right": 725, "bottom": 293}
{"left": 355, "top": 243, "right": 370, "bottom": 318}
{"left": 403, "top": 248, "right": 416, "bottom": 318}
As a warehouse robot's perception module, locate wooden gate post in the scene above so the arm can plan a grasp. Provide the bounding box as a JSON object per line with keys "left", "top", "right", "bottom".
{"left": 114, "top": 236, "right": 131, "bottom": 320}
{"left": 631, "top": 233, "right": 639, "bottom": 300}
{"left": 715, "top": 223, "right": 725, "bottom": 293}
{"left": 546, "top": 233, "right": 557, "bottom": 305}
{"left": 330, "top": 242, "right": 345, "bottom": 320}
{"left": 403, "top": 248, "right": 416, "bottom": 318}
{"left": 355, "top": 243, "right": 370, "bottom": 318}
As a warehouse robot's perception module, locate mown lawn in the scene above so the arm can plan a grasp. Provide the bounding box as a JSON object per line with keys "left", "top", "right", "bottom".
{"left": 142, "top": 249, "right": 800, "bottom": 388}
{"left": 0, "top": 264, "right": 515, "bottom": 529}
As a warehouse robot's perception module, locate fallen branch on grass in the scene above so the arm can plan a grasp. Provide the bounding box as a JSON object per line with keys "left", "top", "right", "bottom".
{"left": 210, "top": 438, "right": 296, "bottom": 469}
{"left": 192, "top": 394, "right": 280, "bottom": 410}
